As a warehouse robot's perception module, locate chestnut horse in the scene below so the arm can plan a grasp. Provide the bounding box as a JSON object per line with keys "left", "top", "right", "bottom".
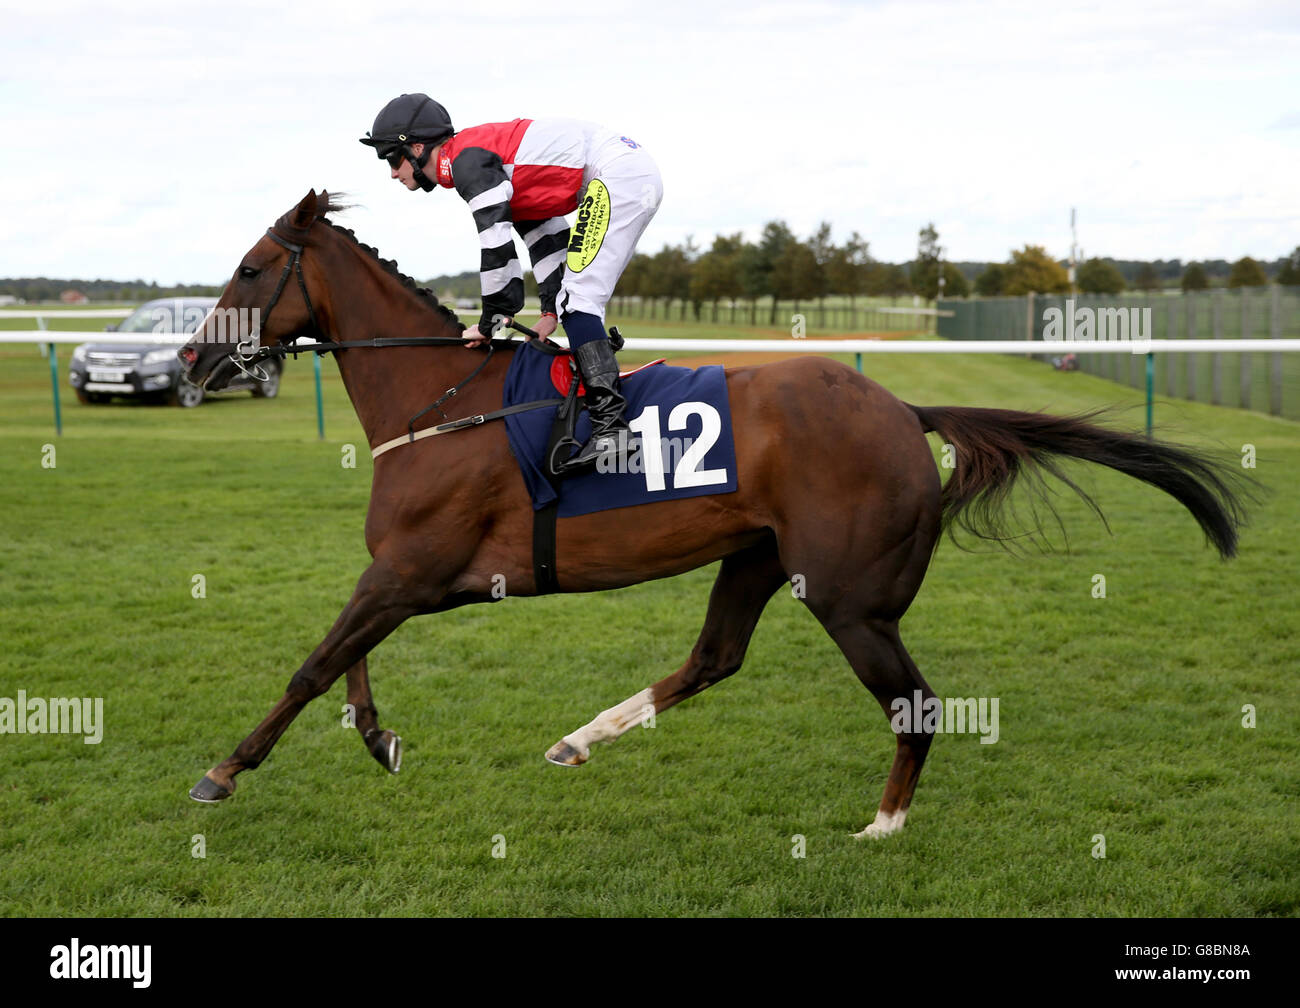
{"left": 179, "top": 190, "right": 1246, "bottom": 838}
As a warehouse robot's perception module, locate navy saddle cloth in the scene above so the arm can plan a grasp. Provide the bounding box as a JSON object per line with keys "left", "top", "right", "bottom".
{"left": 502, "top": 341, "right": 739, "bottom": 518}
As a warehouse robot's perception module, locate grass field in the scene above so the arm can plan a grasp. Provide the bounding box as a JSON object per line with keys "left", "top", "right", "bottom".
{"left": 1, "top": 319, "right": 1297, "bottom": 917}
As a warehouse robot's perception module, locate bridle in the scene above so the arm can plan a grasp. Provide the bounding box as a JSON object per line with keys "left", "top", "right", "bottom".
{"left": 230, "top": 225, "right": 470, "bottom": 376}
{"left": 232, "top": 225, "right": 551, "bottom": 365}
{"left": 219, "top": 223, "right": 570, "bottom": 458}
{"left": 227, "top": 228, "right": 323, "bottom": 382}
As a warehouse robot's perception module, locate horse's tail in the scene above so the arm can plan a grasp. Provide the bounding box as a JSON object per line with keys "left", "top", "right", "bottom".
{"left": 907, "top": 404, "right": 1251, "bottom": 559}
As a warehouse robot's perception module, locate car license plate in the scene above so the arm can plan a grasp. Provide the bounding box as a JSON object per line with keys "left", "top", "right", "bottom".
{"left": 89, "top": 370, "right": 127, "bottom": 383}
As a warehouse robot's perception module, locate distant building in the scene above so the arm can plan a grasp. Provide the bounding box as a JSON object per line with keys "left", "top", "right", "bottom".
{"left": 60, "top": 290, "right": 89, "bottom": 305}
{"left": 0, "top": 295, "right": 17, "bottom": 307}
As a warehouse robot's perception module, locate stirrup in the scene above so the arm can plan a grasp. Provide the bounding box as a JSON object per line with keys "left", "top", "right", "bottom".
{"left": 553, "top": 430, "right": 627, "bottom": 475}
{"left": 548, "top": 436, "right": 583, "bottom": 477}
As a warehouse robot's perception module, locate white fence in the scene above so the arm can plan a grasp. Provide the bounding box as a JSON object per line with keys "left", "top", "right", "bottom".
{"left": 0, "top": 309, "right": 133, "bottom": 319}
{"left": 7, "top": 332, "right": 1300, "bottom": 354}
{"left": 5, "top": 318, "right": 1299, "bottom": 437}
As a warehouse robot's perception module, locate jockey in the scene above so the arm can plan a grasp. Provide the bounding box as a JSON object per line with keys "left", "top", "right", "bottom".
{"left": 361, "top": 93, "right": 663, "bottom": 472}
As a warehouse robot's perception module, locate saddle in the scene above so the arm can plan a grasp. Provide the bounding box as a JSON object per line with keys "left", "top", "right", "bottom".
{"left": 509, "top": 325, "right": 736, "bottom": 595}
{"left": 539, "top": 326, "right": 659, "bottom": 481}
{"left": 530, "top": 326, "right": 621, "bottom": 595}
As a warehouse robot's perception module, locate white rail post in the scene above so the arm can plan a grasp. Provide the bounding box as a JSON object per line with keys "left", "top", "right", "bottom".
{"left": 38, "top": 316, "right": 62, "bottom": 436}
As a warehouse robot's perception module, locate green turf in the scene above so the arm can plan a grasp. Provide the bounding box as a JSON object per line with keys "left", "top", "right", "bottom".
{"left": 0, "top": 324, "right": 1297, "bottom": 918}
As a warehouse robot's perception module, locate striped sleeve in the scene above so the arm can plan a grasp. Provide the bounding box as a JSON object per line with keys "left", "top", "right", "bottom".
{"left": 514, "top": 217, "right": 570, "bottom": 315}
{"left": 451, "top": 146, "right": 524, "bottom": 328}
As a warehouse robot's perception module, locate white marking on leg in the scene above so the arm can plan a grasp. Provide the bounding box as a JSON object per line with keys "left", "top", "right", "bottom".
{"left": 561, "top": 687, "right": 656, "bottom": 758}
{"left": 852, "top": 807, "right": 908, "bottom": 840}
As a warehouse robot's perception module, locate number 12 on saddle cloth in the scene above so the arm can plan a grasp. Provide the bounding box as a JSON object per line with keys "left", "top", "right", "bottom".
{"left": 502, "top": 341, "right": 739, "bottom": 517}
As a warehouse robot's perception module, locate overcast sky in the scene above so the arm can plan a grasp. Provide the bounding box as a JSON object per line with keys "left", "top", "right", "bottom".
{"left": 1, "top": 0, "right": 1297, "bottom": 285}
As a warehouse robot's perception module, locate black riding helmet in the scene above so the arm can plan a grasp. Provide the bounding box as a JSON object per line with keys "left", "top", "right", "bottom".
{"left": 360, "top": 93, "right": 454, "bottom": 191}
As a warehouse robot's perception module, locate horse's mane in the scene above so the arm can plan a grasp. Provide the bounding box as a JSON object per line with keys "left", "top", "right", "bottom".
{"left": 275, "top": 193, "right": 466, "bottom": 333}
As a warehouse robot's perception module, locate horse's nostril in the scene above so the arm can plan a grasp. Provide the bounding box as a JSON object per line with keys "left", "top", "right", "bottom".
{"left": 178, "top": 347, "right": 197, "bottom": 368}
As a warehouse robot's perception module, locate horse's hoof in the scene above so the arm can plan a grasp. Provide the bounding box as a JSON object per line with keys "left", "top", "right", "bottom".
{"left": 189, "top": 774, "right": 233, "bottom": 803}
{"left": 852, "top": 810, "right": 907, "bottom": 839}
{"left": 369, "top": 730, "right": 402, "bottom": 774}
{"left": 544, "top": 739, "right": 588, "bottom": 767}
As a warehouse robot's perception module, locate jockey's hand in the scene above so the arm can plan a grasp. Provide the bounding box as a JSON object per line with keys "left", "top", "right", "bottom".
{"left": 464, "top": 316, "right": 509, "bottom": 349}
{"left": 534, "top": 312, "right": 558, "bottom": 340}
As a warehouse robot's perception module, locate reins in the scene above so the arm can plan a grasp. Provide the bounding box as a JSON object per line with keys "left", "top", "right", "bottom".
{"left": 233, "top": 226, "right": 569, "bottom": 459}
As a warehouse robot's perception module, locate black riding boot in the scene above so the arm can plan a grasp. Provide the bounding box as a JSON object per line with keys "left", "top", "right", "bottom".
{"left": 561, "top": 339, "right": 629, "bottom": 472}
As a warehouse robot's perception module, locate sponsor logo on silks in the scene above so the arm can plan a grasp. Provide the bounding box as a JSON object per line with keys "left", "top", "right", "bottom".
{"left": 567, "top": 179, "right": 611, "bottom": 273}
{"left": 620, "top": 136, "right": 640, "bottom": 148}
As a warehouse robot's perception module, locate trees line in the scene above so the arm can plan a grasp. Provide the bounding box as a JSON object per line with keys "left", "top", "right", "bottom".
{"left": 615, "top": 223, "right": 1300, "bottom": 309}
{"left": 5, "top": 222, "right": 1297, "bottom": 304}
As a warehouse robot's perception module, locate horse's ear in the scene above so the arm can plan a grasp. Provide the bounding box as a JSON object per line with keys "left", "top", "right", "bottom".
{"left": 290, "top": 189, "right": 318, "bottom": 229}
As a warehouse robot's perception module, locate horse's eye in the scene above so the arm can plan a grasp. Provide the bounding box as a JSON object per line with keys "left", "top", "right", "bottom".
{"left": 239, "top": 266, "right": 260, "bottom": 280}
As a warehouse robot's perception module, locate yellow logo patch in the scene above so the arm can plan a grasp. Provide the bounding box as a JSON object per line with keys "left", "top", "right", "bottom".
{"left": 566, "top": 179, "right": 610, "bottom": 273}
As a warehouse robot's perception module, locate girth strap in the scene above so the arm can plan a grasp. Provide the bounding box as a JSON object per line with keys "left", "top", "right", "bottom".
{"left": 371, "top": 397, "right": 563, "bottom": 459}
{"left": 532, "top": 376, "right": 580, "bottom": 596}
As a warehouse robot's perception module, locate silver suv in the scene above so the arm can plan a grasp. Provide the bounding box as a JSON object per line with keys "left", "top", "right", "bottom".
{"left": 68, "top": 297, "right": 282, "bottom": 407}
